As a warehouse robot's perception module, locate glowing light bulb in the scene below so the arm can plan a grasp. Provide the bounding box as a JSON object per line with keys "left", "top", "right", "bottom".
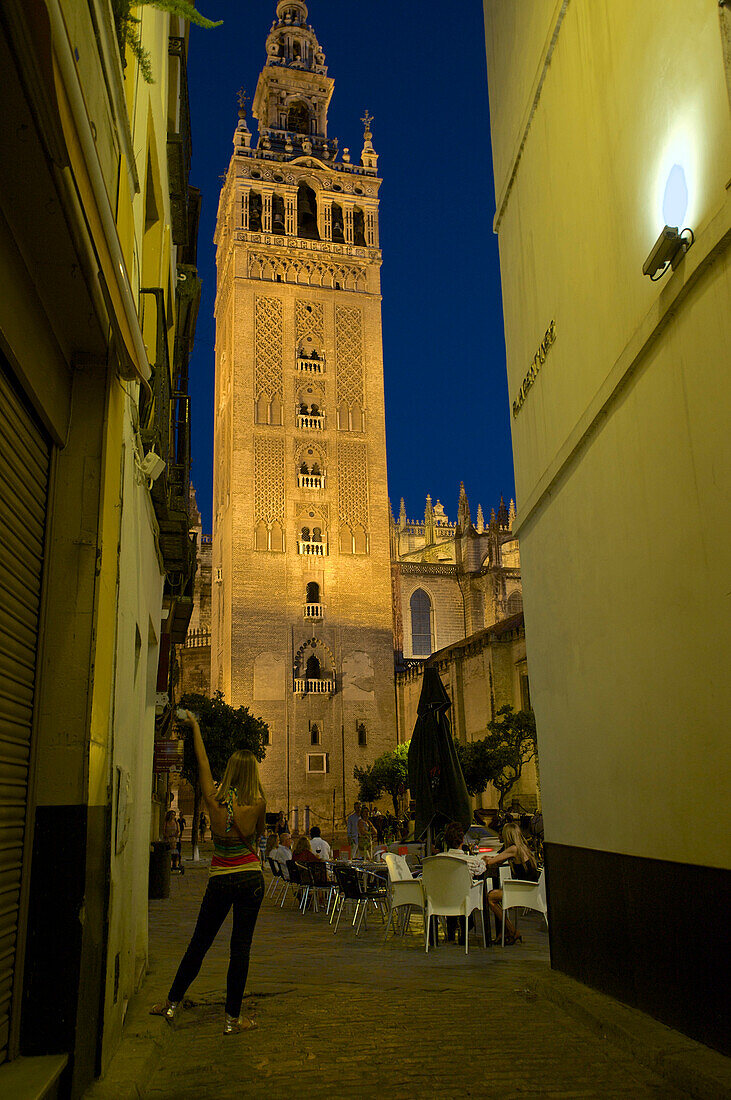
{"left": 662, "top": 164, "right": 688, "bottom": 228}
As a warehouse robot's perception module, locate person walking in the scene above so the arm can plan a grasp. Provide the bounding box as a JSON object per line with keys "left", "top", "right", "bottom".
{"left": 346, "top": 801, "right": 361, "bottom": 858}
{"left": 176, "top": 811, "right": 186, "bottom": 874}
{"left": 164, "top": 810, "right": 180, "bottom": 871}
{"left": 198, "top": 811, "right": 207, "bottom": 841}
{"left": 151, "top": 710, "right": 266, "bottom": 1034}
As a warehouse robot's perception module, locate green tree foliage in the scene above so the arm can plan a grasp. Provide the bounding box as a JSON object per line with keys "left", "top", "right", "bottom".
{"left": 111, "top": 1, "right": 222, "bottom": 83}
{"left": 455, "top": 706, "right": 537, "bottom": 810}
{"left": 354, "top": 743, "right": 410, "bottom": 816}
{"left": 178, "top": 691, "right": 268, "bottom": 851}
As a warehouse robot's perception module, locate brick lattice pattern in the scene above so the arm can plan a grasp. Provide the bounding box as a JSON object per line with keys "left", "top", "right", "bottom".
{"left": 338, "top": 440, "right": 369, "bottom": 528}
{"left": 255, "top": 295, "right": 283, "bottom": 399}
{"left": 335, "top": 305, "right": 364, "bottom": 407}
{"left": 254, "top": 437, "right": 285, "bottom": 523}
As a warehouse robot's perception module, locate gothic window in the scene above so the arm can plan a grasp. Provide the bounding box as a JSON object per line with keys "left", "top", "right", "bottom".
{"left": 305, "top": 654, "right": 321, "bottom": 680}
{"left": 310, "top": 723, "right": 321, "bottom": 746}
{"left": 353, "top": 207, "right": 366, "bottom": 247}
{"left": 350, "top": 405, "right": 363, "bottom": 432}
{"left": 353, "top": 526, "right": 367, "bottom": 555}
{"left": 339, "top": 524, "right": 353, "bottom": 554}
{"left": 301, "top": 527, "right": 311, "bottom": 542}
{"left": 255, "top": 521, "right": 268, "bottom": 551}
{"left": 311, "top": 527, "right": 322, "bottom": 543}
{"left": 297, "top": 182, "right": 319, "bottom": 240}
{"left": 357, "top": 722, "right": 367, "bottom": 747}
{"left": 306, "top": 581, "right": 320, "bottom": 603}
{"left": 288, "top": 100, "right": 310, "bottom": 134}
{"left": 249, "top": 191, "right": 262, "bottom": 232}
{"left": 272, "top": 193, "right": 286, "bottom": 235}
{"left": 507, "top": 590, "right": 523, "bottom": 616}
{"left": 331, "top": 202, "right": 345, "bottom": 243}
{"left": 300, "top": 461, "right": 309, "bottom": 474}
{"left": 410, "top": 589, "right": 433, "bottom": 656}
{"left": 270, "top": 521, "right": 283, "bottom": 552}
{"left": 269, "top": 394, "right": 282, "bottom": 425}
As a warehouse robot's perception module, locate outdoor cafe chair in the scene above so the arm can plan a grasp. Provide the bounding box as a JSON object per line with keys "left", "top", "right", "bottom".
{"left": 332, "top": 864, "right": 387, "bottom": 935}
{"left": 298, "top": 860, "right": 337, "bottom": 914}
{"left": 500, "top": 869, "right": 548, "bottom": 946}
{"left": 284, "top": 859, "right": 310, "bottom": 912}
{"left": 421, "top": 856, "right": 488, "bottom": 955}
{"left": 383, "top": 854, "right": 425, "bottom": 942}
{"left": 266, "top": 857, "right": 284, "bottom": 900}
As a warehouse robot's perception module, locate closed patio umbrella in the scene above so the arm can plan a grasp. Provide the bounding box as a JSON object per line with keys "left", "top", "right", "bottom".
{"left": 407, "top": 666, "right": 471, "bottom": 851}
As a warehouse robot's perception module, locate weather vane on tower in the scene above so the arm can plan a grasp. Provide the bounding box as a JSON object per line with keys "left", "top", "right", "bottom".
{"left": 361, "top": 109, "right": 373, "bottom": 138}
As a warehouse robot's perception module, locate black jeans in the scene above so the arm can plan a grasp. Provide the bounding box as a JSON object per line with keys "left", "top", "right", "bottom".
{"left": 168, "top": 871, "right": 264, "bottom": 1016}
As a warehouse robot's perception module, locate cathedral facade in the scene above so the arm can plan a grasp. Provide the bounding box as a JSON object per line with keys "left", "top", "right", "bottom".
{"left": 211, "top": 1, "right": 396, "bottom": 821}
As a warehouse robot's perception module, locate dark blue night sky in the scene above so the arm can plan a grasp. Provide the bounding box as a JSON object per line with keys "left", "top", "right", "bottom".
{"left": 185, "top": 0, "right": 513, "bottom": 532}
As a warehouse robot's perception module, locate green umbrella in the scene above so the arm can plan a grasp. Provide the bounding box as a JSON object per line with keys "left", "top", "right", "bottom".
{"left": 407, "top": 666, "right": 472, "bottom": 850}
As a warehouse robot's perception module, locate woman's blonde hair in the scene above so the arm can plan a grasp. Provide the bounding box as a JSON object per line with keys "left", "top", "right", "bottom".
{"left": 293, "top": 835, "right": 312, "bottom": 856}
{"left": 502, "top": 822, "right": 534, "bottom": 866}
{"left": 215, "top": 750, "right": 265, "bottom": 807}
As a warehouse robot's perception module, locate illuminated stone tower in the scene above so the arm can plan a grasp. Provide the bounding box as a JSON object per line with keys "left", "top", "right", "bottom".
{"left": 212, "top": 1, "right": 395, "bottom": 821}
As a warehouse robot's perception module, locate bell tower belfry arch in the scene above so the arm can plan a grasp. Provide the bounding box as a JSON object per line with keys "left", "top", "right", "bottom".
{"left": 212, "top": 1, "right": 394, "bottom": 821}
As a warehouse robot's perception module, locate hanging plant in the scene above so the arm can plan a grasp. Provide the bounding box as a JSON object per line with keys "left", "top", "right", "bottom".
{"left": 111, "top": 1, "right": 222, "bottom": 83}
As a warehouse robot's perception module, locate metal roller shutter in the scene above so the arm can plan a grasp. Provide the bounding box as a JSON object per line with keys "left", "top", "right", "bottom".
{"left": 0, "top": 360, "right": 50, "bottom": 1064}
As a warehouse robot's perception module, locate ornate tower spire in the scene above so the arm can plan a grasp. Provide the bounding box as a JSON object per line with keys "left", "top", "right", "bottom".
{"left": 360, "top": 109, "right": 378, "bottom": 170}
{"left": 252, "top": 1, "right": 335, "bottom": 159}
{"left": 457, "top": 482, "right": 471, "bottom": 531}
{"left": 424, "top": 494, "right": 435, "bottom": 544}
{"left": 476, "top": 503, "right": 485, "bottom": 533}
{"left": 399, "top": 498, "right": 407, "bottom": 530}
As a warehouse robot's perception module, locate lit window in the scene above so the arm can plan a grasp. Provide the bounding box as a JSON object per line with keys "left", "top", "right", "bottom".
{"left": 410, "top": 589, "right": 432, "bottom": 656}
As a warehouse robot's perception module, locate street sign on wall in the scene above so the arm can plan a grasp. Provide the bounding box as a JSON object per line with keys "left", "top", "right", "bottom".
{"left": 153, "top": 739, "right": 184, "bottom": 773}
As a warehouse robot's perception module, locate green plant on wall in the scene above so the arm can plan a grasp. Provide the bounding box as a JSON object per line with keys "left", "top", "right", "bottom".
{"left": 111, "top": 1, "right": 222, "bottom": 83}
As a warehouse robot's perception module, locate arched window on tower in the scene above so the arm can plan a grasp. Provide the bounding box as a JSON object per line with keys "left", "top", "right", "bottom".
{"left": 288, "top": 100, "right": 310, "bottom": 134}
{"left": 249, "top": 191, "right": 262, "bottom": 232}
{"left": 331, "top": 202, "right": 345, "bottom": 243}
{"left": 305, "top": 654, "right": 321, "bottom": 681}
{"left": 410, "top": 589, "right": 433, "bottom": 656}
{"left": 306, "top": 581, "right": 320, "bottom": 603}
{"left": 297, "top": 183, "right": 319, "bottom": 240}
{"left": 272, "top": 193, "right": 286, "bottom": 235}
{"left": 353, "top": 207, "right": 366, "bottom": 247}
{"left": 310, "top": 722, "right": 321, "bottom": 746}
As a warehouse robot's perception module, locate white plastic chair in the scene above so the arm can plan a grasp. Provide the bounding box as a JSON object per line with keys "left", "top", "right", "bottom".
{"left": 421, "top": 856, "right": 487, "bottom": 955}
{"left": 499, "top": 864, "right": 513, "bottom": 886}
{"left": 382, "top": 853, "right": 425, "bottom": 941}
{"left": 500, "top": 869, "right": 548, "bottom": 945}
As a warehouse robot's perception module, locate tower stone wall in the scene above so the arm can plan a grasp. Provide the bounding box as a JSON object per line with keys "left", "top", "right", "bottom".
{"left": 212, "top": 1, "right": 395, "bottom": 823}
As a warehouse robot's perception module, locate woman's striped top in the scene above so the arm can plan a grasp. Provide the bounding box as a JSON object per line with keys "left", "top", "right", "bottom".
{"left": 209, "top": 789, "right": 261, "bottom": 877}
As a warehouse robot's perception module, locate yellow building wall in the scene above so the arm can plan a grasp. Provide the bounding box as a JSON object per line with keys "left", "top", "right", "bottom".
{"left": 484, "top": 0, "right": 730, "bottom": 866}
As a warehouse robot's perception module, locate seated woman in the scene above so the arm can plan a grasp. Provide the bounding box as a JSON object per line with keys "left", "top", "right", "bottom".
{"left": 292, "top": 835, "right": 321, "bottom": 864}
{"left": 484, "top": 822, "right": 539, "bottom": 944}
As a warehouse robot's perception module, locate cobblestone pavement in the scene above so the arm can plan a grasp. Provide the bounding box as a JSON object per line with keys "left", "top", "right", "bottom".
{"left": 88, "top": 856, "right": 699, "bottom": 1100}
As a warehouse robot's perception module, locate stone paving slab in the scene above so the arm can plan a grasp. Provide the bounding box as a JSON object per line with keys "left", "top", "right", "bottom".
{"left": 85, "top": 861, "right": 727, "bottom": 1099}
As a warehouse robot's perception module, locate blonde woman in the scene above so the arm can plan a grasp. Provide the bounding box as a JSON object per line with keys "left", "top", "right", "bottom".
{"left": 151, "top": 710, "right": 266, "bottom": 1034}
{"left": 484, "top": 822, "right": 539, "bottom": 944}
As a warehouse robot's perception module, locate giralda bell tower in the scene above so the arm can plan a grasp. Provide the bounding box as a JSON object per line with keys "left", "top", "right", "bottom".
{"left": 212, "top": 1, "right": 396, "bottom": 821}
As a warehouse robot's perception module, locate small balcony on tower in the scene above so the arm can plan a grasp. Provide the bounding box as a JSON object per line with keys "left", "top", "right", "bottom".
{"left": 298, "top": 526, "right": 327, "bottom": 556}
{"left": 298, "top": 472, "right": 325, "bottom": 490}
{"left": 297, "top": 410, "right": 325, "bottom": 430}
{"left": 304, "top": 581, "right": 323, "bottom": 620}
{"left": 296, "top": 351, "right": 325, "bottom": 375}
{"left": 293, "top": 676, "right": 334, "bottom": 694}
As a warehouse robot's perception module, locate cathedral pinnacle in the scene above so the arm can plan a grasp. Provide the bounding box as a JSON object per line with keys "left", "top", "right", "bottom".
{"left": 457, "top": 482, "right": 471, "bottom": 532}
{"left": 361, "top": 108, "right": 378, "bottom": 170}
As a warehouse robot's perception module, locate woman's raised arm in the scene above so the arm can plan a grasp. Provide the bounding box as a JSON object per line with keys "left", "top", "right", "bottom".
{"left": 181, "top": 710, "right": 217, "bottom": 803}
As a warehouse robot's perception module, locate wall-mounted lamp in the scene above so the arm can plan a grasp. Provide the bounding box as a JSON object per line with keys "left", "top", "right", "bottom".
{"left": 643, "top": 224, "right": 694, "bottom": 280}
